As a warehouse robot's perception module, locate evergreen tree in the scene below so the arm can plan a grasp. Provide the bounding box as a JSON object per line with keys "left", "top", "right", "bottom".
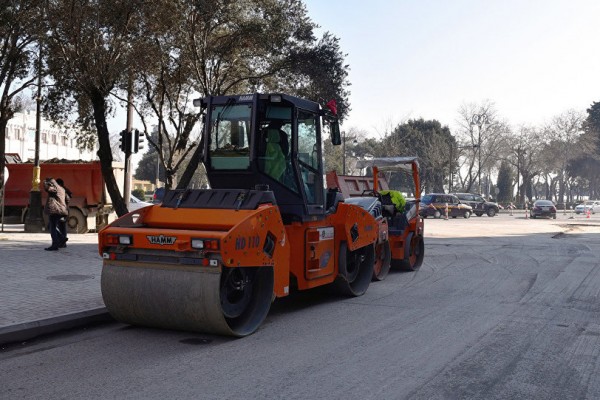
{"left": 382, "top": 119, "right": 455, "bottom": 193}
{"left": 496, "top": 160, "right": 513, "bottom": 203}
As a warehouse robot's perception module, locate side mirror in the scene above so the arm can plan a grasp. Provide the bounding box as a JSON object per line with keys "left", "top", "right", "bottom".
{"left": 331, "top": 120, "right": 341, "bottom": 145}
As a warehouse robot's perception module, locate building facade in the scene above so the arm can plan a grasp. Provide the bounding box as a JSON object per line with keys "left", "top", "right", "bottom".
{"left": 4, "top": 111, "right": 97, "bottom": 162}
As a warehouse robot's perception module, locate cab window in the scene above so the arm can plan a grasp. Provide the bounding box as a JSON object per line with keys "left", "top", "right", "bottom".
{"left": 257, "top": 105, "right": 297, "bottom": 192}
{"left": 297, "top": 110, "right": 320, "bottom": 204}
{"left": 208, "top": 104, "right": 251, "bottom": 170}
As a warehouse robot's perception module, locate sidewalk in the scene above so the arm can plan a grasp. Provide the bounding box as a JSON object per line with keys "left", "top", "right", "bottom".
{"left": 0, "top": 225, "right": 110, "bottom": 346}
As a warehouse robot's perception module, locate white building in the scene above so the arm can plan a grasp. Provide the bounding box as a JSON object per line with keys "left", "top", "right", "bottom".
{"left": 4, "top": 111, "right": 97, "bottom": 161}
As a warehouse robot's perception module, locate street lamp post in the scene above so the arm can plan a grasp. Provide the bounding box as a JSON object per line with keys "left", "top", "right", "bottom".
{"left": 449, "top": 144, "right": 454, "bottom": 193}
{"left": 516, "top": 148, "right": 526, "bottom": 206}
{"left": 25, "top": 45, "right": 45, "bottom": 232}
{"left": 470, "top": 114, "right": 488, "bottom": 195}
{"left": 516, "top": 149, "right": 520, "bottom": 205}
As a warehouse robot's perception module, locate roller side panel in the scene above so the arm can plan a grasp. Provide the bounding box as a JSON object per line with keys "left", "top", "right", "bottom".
{"left": 287, "top": 203, "right": 378, "bottom": 291}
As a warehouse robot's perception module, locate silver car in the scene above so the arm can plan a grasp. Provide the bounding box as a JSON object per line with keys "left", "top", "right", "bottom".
{"left": 129, "top": 194, "right": 152, "bottom": 212}
{"left": 574, "top": 200, "right": 600, "bottom": 214}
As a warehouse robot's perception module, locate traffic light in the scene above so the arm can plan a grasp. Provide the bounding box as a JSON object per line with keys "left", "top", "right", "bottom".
{"left": 119, "top": 130, "right": 132, "bottom": 153}
{"left": 133, "top": 129, "right": 145, "bottom": 153}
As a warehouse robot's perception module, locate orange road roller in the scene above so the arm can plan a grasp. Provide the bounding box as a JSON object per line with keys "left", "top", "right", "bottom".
{"left": 99, "top": 93, "right": 379, "bottom": 337}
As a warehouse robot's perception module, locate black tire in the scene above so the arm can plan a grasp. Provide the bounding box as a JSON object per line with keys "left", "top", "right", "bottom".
{"left": 67, "top": 208, "right": 88, "bottom": 234}
{"left": 335, "top": 242, "right": 374, "bottom": 296}
{"left": 372, "top": 241, "right": 391, "bottom": 281}
{"left": 433, "top": 210, "right": 441, "bottom": 219}
{"left": 394, "top": 232, "right": 424, "bottom": 271}
{"left": 463, "top": 211, "right": 471, "bottom": 219}
{"left": 220, "top": 266, "right": 274, "bottom": 336}
{"left": 487, "top": 208, "right": 497, "bottom": 217}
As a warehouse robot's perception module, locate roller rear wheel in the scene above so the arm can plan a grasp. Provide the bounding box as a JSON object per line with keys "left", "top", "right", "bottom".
{"left": 219, "top": 267, "right": 273, "bottom": 336}
{"left": 372, "top": 241, "right": 391, "bottom": 281}
{"left": 394, "top": 232, "right": 424, "bottom": 271}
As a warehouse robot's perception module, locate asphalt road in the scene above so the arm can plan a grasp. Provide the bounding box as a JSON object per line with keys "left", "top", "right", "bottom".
{"left": 1, "top": 215, "right": 600, "bottom": 399}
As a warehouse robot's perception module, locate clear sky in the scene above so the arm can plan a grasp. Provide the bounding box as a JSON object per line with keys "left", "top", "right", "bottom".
{"left": 303, "top": 0, "right": 600, "bottom": 135}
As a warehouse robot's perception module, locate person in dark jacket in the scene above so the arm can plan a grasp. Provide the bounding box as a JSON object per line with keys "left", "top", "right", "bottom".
{"left": 55, "top": 178, "right": 71, "bottom": 248}
{"left": 43, "top": 178, "right": 68, "bottom": 251}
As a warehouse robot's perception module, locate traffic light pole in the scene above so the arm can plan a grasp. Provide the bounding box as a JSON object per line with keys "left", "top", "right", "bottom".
{"left": 123, "top": 83, "right": 133, "bottom": 207}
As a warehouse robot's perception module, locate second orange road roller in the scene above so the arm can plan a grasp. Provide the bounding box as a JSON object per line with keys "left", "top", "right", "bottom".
{"left": 99, "top": 93, "right": 379, "bottom": 337}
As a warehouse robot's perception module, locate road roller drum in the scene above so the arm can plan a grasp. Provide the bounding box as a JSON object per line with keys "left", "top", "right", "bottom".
{"left": 101, "top": 262, "right": 274, "bottom": 337}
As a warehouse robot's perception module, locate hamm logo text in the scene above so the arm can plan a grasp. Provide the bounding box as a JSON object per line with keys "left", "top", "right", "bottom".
{"left": 147, "top": 235, "right": 177, "bottom": 245}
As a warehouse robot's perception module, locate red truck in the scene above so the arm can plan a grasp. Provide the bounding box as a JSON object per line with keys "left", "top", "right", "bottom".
{"left": 3, "top": 159, "right": 124, "bottom": 233}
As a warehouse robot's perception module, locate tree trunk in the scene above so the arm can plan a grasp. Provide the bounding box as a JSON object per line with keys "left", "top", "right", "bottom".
{"left": 558, "top": 175, "right": 565, "bottom": 204}
{"left": 90, "top": 89, "right": 129, "bottom": 217}
{"left": 176, "top": 135, "right": 204, "bottom": 190}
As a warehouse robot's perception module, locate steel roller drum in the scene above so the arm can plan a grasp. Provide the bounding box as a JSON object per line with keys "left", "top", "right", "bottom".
{"left": 101, "top": 261, "right": 273, "bottom": 337}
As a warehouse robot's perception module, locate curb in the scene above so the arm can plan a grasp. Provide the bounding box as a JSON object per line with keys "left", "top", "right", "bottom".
{"left": 0, "top": 308, "right": 112, "bottom": 346}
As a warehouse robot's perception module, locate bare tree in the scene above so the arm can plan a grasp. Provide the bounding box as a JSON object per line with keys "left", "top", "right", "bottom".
{"left": 542, "top": 109, "right": 585, "bottom": 203}
{"left": 499, "top": 125, "right": 544, "bottom": 204}
{"left": 455, "top": 101, "right": 510, "bottom": 195}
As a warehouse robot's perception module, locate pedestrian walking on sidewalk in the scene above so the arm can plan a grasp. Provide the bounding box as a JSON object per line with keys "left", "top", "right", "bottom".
{"left": 43, "top": 178, "right": 68, "bottom": 251}
{"left": 55, "top": 178, "right": 71, "bottom": 248}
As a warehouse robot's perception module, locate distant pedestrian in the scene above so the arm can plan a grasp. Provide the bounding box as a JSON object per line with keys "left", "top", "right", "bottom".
{"left": 55, "top": 178, "right": 71, "bottom": 248}
{"left": 43, "top": 178, "right": 68, "bottom": 251}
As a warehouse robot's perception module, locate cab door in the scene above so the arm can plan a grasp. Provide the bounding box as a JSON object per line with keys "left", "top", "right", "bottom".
{"left": 296, "top": 109, "right": 324, "bottom": 215}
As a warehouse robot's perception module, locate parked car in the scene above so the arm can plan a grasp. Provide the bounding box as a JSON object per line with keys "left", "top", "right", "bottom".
{"left": 152, "top": 187, "right": 166, "bottom": 204}
{"left": 574, "top": 200, "right": 600, "bottom": 214}
{"left": 129, "top": 194, "right": 152, "bottom": 212}
{"left": 452, "top": 193, "right": 500, "bottom": 217}
{"left": 420, "top": 193, "right": 473, "bottom": 219}
{"left": 530, "top": 200, "right": 557, "bottom": 219}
